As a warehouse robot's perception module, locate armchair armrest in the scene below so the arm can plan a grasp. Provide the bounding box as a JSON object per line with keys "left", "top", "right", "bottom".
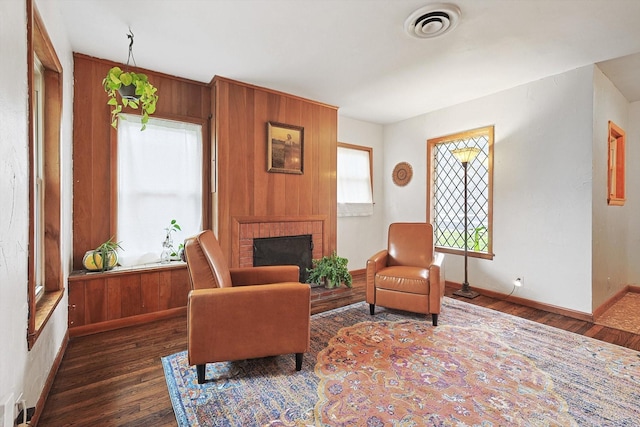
{"left": 187, "top": 282, "right": 310, "bottom": 366}
{"left": 428, "top": 252, "right": 445, "bottom": 310}
{"left": 366, "top": 250, "right": 388, "bottom": 303}
{"left": 367, "top": 250, "right": 388, "bottom": 273}
{"left": 229, "top": 265, "right": 300, "bottom": 286}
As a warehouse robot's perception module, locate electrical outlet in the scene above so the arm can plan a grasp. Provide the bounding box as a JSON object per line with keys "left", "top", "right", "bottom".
{"left": 513, "top": 277, "right": 524, "bottom": 287}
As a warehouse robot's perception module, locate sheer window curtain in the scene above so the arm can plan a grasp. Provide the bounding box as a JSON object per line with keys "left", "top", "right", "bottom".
{"left": 117, "top": 114, "right": 203, "bottom": 266}
{"left": 337, "top": 146, "right": 374, "bottom": 217}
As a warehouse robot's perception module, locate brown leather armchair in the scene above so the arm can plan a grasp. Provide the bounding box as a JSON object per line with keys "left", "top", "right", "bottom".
{"left": 184, "top": 230, "right": 311, "bottom": 384}
{"left": 366, "top": 223, "right": 445, "bottom": 325}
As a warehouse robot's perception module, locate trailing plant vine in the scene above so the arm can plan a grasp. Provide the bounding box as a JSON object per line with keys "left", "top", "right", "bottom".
{"left": 103, "top": 66, "right": 158, "bottom": 130}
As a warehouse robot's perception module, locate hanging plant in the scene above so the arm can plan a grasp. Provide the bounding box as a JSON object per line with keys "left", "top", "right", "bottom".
{"left": 102, "top": 30, "right": 158, "bottom": 131}
{"left": 103, "top": 66, "right": 158, "bottom": 130}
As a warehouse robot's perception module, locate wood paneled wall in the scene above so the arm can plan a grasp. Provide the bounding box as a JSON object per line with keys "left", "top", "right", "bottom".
{"left": 72, "top": 57, "right": 336, "bottom": 270}
{"left": 212, "top": 77, "right": 338, "bottom": 266}
{"left": 72, "top": 54, "right": 211, "bottom": 269}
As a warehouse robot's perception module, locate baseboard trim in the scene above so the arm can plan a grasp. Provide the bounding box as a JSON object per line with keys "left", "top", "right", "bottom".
{"left": 30, "top": 330, "right": 69, "bottom": 427}
{"left": 445, "top": 281, "right": 593, "bottom": 322}
{"left": 69, "top": 306, "right": 187, "bottom": 338}
{"left": 350, "top": 268, "right": 365, "bottom": 278}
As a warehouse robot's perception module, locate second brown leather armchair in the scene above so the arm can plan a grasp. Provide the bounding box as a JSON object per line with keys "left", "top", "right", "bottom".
{"left": 184, "top": 230, "right": 311, "bottom": 384}
{"left": 366, "top": 222, "right": 445, "bottom": 325}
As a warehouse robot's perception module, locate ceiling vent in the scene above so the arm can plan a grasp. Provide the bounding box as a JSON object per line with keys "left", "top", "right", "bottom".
{"left": 404, "top": 4, "right": 461, "bottom": 39}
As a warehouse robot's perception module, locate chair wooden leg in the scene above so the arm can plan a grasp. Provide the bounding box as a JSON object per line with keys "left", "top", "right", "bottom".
{"left": 369, "top": 304, "right": 375, "bottom": 315}
{"left": 196, "top": 364, "right": 206, "bottom": 384}
{"left": 295, "top": 353, "right": 303, "bottom": 371}
{"left": 432, "top": 313, "right": 438, "bottom": 326}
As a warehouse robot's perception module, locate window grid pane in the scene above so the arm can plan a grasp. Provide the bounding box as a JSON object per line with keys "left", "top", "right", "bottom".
{"left": 433, "top": 133, "right": 489, "bottom": 252}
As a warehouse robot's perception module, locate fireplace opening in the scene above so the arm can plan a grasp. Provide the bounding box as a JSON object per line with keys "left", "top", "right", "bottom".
{"left": 253, "top": 234, "right": 313, "bottom": 283}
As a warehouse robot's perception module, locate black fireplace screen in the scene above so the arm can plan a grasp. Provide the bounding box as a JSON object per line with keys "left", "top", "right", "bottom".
{"left": 253, "top": 234, "right": 313, "bottom": 283}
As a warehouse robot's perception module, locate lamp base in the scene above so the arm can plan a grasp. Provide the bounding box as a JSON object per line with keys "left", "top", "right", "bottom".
{"left": 453, "top": 283, "right": 479, "bottom": 299}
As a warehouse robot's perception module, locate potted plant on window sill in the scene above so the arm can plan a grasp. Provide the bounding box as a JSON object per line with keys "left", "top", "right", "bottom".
{"left": 306, "top": 251, "right": 352, "bottom": 289}
{"left": 82, "top": 237, "right": 123, "bottom": 272}
{"left": 103, "top": 66, "right": 158, "bottom": 130}
{"left": 161, "top": 219, "right": 182, "bottom": 263}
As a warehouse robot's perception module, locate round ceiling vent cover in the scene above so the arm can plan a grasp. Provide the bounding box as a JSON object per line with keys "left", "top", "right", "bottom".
{"left": 404, "top": 4, "right": 461, "bottom": 39}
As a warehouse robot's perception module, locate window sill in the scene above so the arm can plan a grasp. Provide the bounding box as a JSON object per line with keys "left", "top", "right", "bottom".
{"left": 69, "top": 261, "right": 187, "bottom": 280}
{"left": 436, "top": 247, "right": 495, "bottom": 260}
{"left": 28, "top": 288, "right": 65, "bottom": 350}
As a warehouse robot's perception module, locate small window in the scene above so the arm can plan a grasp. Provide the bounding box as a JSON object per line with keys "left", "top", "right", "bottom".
{"left": 337, "top": 143, "right": 373, "bottom": 217}
{"left": 607, "top": 121, "right": 625, "bottom": 206}
{"left": 427, "top": 126, "right": 494, "bottom": 259}
{"left": 28, "top": 2, "right": 64, "bottom": 349}
{"left": 117, "top": 114, "right": 203, "bottom": 266}
{"left": 33, "top": 55, "right": 45, "bottom": 301}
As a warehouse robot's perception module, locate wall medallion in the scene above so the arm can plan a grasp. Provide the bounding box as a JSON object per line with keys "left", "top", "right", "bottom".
{"left": 392, "top": 162, "right": 413, "bottom": 186}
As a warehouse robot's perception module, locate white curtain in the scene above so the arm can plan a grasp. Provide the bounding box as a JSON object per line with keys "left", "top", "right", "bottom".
{"left": 117, "top": 114, "right": 203, "bottom": 266}
{"left": 337, "top": 146, "right": 374, "bottom": 217}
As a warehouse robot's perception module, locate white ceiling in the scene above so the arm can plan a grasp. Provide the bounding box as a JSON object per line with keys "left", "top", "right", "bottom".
{"left": 50, "top": 0, "right": 640, "bottom": 124}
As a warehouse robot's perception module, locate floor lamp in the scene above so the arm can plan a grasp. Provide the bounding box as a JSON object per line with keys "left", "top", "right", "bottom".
{"left": 451, "top": 147, "right": 481, "bottom": 299}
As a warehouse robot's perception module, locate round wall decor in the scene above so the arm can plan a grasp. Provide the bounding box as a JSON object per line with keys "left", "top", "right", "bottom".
{"left": 392, "top": 162, "right": 413, "bottom": 186}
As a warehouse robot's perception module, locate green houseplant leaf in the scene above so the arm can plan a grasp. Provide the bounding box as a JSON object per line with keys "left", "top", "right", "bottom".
{"left": 103, "top": 66, "right": 159, "bottom": 131}
{"left": 83, "top": 236, "right": 123, "bottom": 272}
{"left": 306, "top": 251, "right": 352, "bottom": 288}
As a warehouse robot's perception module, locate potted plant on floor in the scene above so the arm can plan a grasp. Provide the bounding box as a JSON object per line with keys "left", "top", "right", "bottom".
{"left": 82, "top": 237, "right": 123, "bottom": 272}
{"left": 103, "top": 66, "right": 158, "bottom": 130}
{"left": 306, "top": 251, "right": 352, "bottom": 289}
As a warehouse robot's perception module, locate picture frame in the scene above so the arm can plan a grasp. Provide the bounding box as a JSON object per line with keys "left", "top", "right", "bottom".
{"left": 267, "top": 121, "right": 304, "bottom": 174}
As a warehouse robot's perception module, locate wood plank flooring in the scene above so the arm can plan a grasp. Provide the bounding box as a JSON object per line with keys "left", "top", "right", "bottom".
{"left": 38, "top": 279, "right": 640, "bottom": 426}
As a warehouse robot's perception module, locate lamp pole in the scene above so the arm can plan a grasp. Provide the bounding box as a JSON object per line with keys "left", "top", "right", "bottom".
{"left": 451, "top": 147, "right": 480, "bottom": 299}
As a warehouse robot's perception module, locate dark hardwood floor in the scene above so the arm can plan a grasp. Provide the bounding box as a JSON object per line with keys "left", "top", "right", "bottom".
{"left": 38, "top": 278, "right": 640, "bottom": 426}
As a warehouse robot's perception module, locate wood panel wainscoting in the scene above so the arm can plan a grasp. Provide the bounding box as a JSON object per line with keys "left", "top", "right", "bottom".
{"left": 68, "top": 263, "right": 190, "bottom": 337}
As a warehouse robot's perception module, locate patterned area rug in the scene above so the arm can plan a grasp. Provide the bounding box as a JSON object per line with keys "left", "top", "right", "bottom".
{"left": 162, "top": 299, "right": 640, "bottom": 426}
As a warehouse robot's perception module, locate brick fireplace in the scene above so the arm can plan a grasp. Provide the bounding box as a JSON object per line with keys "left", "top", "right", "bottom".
{"left": 234, "top": 216, "right": 326, "bottom": 268}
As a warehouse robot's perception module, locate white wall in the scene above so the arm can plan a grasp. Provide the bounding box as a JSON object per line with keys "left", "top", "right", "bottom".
{"left": 592, "top": 67, "right": 631, "bottom": 310}
{"left": 0, "top": 1, "right": 30, "bottom": 421}
{"left": 383, "top": 66, "right": 595, "bottom": 314}
{"left": 0, "top": 0, "right": 73, "bottom": 416}
{"left": 337, "top": 116, "right": 386, "bottom": 270}
{"left": 627, "top": 101, "right": 640, "bottom": 286}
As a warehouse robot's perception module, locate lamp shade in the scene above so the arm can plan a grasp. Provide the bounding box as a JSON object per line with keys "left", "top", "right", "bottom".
{"left": 451, "top": 147, "right": 481, "bottom": 164}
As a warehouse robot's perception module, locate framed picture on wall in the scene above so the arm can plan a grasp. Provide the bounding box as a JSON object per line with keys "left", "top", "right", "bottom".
{"left": 267, "top": 121, "right": 304, "bottom": 174}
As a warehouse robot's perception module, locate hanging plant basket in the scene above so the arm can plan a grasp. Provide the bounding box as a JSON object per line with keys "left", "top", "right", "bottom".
{"left": 103, "top": 66, "right": 158, "bottom": 130}
{"left": 117, "top": 83, "right": 139, "bottom": 100}
{"left": 102, "top": 31, "right": 158, "bottom": 130}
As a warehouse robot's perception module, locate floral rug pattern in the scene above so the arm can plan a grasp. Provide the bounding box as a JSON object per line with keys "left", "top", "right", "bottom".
{"left": 162, "top": 299, "right": 640, "bottom": 426}
{"left": 315, "top": 321, "right": 575, "bottom": 426}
